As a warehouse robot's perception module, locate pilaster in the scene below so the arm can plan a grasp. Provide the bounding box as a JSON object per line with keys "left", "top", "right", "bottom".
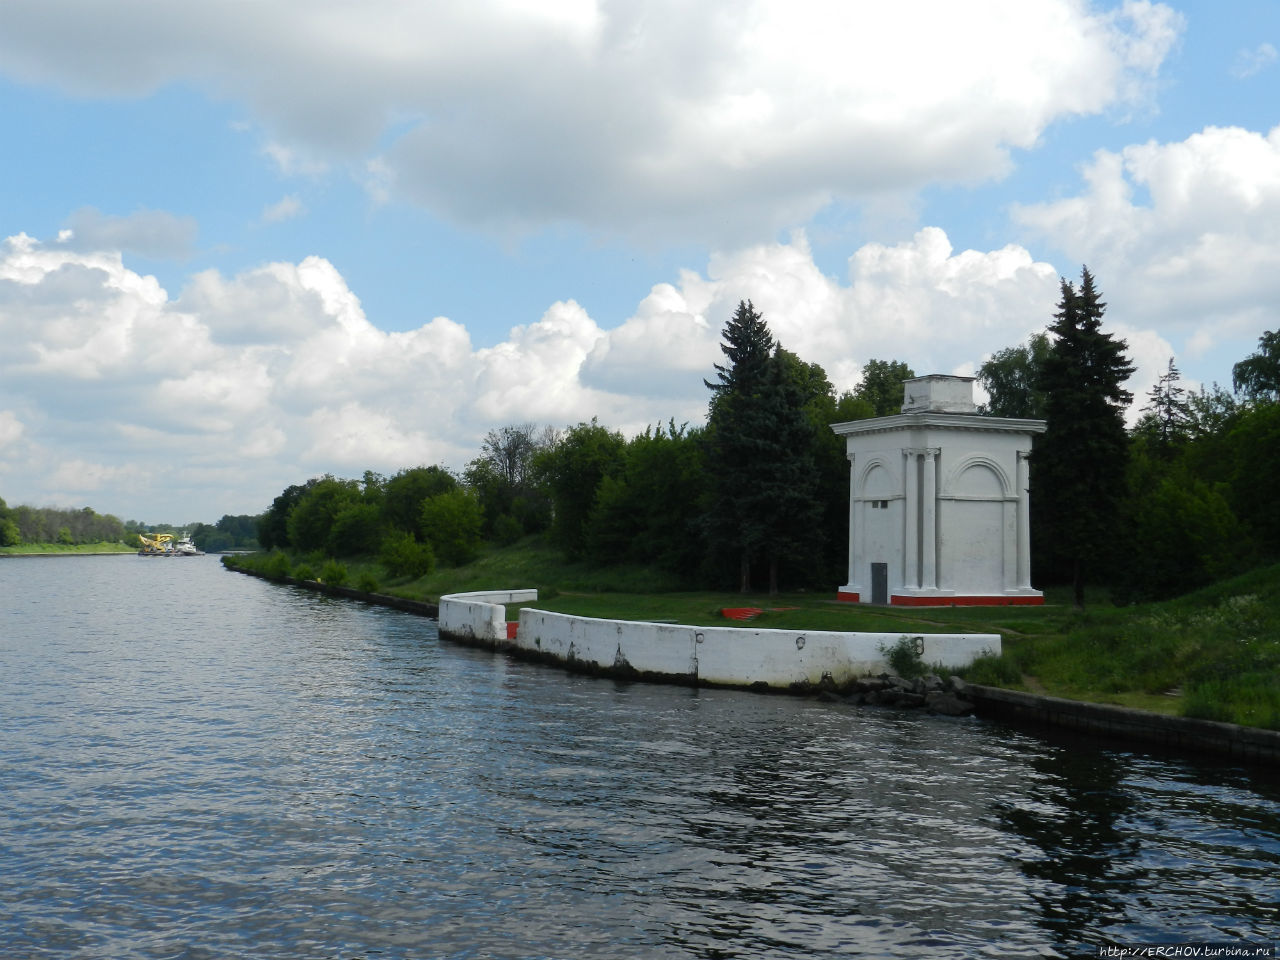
{"left": 921, "top": 447, "right": 938, "bottom": 590}
{"left": 846, "top": 453, "right": 859, "bottom": 590}
{"left": 903, "top": 448, "right": 919, "bottom": 589}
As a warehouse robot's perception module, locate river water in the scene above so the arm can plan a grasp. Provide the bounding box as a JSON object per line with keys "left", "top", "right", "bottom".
{"left": 1, "top": 555, "right": 1276, "bottom": 959}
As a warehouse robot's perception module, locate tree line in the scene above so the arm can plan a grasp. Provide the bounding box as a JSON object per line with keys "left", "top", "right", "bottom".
{"left": 252, "top": 274, "right": 1280, "bottom": 604}
{"left": 980, "top": 267, "right": 1280, "bottom": 605}
{"left": 252, "top": 302, "right": 915, "bottom": 592}
{"left": 0, "top": 501, "right": 129, "bottom": 547}
{"left": 0, "top": 497, "right": 260, "bottom": 552}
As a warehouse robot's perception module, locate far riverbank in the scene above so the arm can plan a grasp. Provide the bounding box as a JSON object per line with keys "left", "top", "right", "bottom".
{"left": 0, "top": 542, "right": 135, "bottom": 556}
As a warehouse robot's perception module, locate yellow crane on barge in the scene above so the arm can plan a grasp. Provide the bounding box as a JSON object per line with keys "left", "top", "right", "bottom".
{"left": 137, "top": 533, "right": 174, "bottom": 556}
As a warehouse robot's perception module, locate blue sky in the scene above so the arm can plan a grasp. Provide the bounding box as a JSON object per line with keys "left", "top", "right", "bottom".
{"left": 1, "top": 0, "right": 1278, "bottom": 524}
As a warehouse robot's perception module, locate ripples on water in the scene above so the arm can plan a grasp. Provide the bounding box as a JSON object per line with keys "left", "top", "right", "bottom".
{"left": 1, "top": 556, "right": 1277, "bottom": 959}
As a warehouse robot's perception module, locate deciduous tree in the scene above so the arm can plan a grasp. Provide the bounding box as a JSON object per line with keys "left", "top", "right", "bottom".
{"left": 586, "top": 421, "right": 707, "bottom": 576}
{"left": 1232, "top": 329, "right": 1280, "bottom": 401}
{"left": 978, "top": 333, "right": 1050, "bottom": 418}
{"left": 465, "top": 423, "right": 554, "bottom": 538}
{"left": 0, "top": 496, "right": 19, "bottom": 546}
{"left": 533, "top": 419, "right": 625, "bottom": 559}
{"left": 852, "top": 358, "right": 915, "bottom": 416}
{"left": 258, "top": 479, "right": 319, "bottom": 550}
{"left": 420, "top": 488, "right": 484, "bottom": 566}
{"left": 382, "top": 466, "right": 457, "bottom": 538}
{"left": 287, "top": 476, "right": 362, "bottom": 554}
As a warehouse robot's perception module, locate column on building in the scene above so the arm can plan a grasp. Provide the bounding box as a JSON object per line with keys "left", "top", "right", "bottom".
{"left": 921, "top": 448, "right": 938, "bottom": 591}
{"left": 902, "top": 448, "right": 919, "bottom": 589}
{"left": 846, "top": 453, "right": 859, "bottom": 592}
{"left": 1016, "top": 449, "right": 1033, "bottom": 590}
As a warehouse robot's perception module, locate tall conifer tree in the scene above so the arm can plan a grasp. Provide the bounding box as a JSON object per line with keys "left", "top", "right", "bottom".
{"left": 705, "top": 300, "right": 774, "bottom": 401}
{"left": 703, "top": 302, "right": 820, "bottom": 593}
{"left": 1035, "top": 267, "right": 1135, "bottom": 607}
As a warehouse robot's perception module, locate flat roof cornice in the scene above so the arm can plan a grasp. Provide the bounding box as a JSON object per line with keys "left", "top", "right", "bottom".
{"left": 831, "top": 412, "right": 1047, "bottom": 437}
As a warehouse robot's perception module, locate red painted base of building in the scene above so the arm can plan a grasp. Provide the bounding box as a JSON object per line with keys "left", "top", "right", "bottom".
{"left": 891, "top": 594, "right": 1044, "bottom": 607}
{"left": 835, "top": 593, "right": 1044, "bottom": 607}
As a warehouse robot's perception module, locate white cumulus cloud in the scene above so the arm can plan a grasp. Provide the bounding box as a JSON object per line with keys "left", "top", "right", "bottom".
{"left": 1, "top": 225, "right": 1099, "bottom": 521}
{"left": 1014, "top": 123, "right": 1280, "bottom": 375}
{"left": 0, "top": 0, "right": 1183, "bottom": 243}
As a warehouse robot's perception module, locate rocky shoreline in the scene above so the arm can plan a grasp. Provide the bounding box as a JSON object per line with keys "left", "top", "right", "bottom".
{"left": 830, "top": 673, "right": 976, "bottom": 716}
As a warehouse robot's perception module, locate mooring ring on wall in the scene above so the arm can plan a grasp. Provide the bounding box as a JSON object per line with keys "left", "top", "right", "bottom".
{"left": 695, "top": 632, "right": 704, "bottom": 644}
{"left": 796, "top": 635, "right": 805, "bottom": 650}
{"left": 913, "top": 635, "right": 925, "bottom": 656}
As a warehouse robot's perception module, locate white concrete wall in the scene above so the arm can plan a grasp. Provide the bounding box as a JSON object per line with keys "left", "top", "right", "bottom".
{"left": 514, "top": 609, "right": 999, "bottom": 688}
{"left": 437, "top": 588, "right": 537, "bottom": 643}
{"left": 439, "top": 589, "right": 1002, "bottom": 690}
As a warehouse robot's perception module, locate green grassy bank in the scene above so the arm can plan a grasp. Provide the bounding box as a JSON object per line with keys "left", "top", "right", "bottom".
{"left": 223, "top": 541, "right": 1280, "bottom": 731}
{"left": 0, "top": 541, "right": 135, "bottom": 556}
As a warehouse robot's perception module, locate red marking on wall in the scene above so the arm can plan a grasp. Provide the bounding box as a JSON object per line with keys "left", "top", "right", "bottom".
{"left": 506, "top": 621, "right": 519, "bottom": 639}
{"left": 835, "top": 591, "right": 860, "bottom": 603}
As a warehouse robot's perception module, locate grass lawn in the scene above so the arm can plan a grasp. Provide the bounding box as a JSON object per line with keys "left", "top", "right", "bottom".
{"left": 506, "top": 589, "right": 1066, "bottom": 633}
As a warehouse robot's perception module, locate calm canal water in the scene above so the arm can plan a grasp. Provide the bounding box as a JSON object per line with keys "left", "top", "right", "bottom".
{"left": 1, "top": 555, "right": 1276, "bottom": 959}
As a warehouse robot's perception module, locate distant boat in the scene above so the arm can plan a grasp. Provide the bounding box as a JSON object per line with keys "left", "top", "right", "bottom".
{"left": 137, "top": 533, "right": 173, "bottom": 555}
{"left": 137, "top": 532, "right": 203, "bottom": 556}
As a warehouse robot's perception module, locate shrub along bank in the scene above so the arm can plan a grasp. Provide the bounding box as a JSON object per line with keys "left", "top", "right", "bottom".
{"left": 223, "top": 542, "right": 1280, "bottom": 731}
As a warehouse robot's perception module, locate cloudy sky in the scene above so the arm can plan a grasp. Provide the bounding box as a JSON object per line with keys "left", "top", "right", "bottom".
{"left": 1, "top": 0, "right": 1278, "bottom": 524}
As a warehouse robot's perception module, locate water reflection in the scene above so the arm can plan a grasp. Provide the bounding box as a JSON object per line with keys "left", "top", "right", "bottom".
{"left": 993, "top": 727, "right": 1280, "bottom": 948}
{"left": 995, "top": 741, "right": 1143, "bottom": 947}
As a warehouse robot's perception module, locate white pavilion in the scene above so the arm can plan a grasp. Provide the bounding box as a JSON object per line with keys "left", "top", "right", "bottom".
{"left": 831, "top": 375, "right": 1045, "bottom": 606}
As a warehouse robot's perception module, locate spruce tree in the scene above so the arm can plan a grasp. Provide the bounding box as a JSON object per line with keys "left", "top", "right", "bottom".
{"left": 1035, "top": 267, "right": 1135, "bottom": 607}
{"left": 705, "top": 300, "right": 774, "bottom": 402}
{"left": 703, "top": 302, "right": 821, "bottom": 593}
{"left": 1137, "top": 358, "right": 1192, "bottom": 452}
{"left": 752, "top": 350, "right": 823, "bottom": 592}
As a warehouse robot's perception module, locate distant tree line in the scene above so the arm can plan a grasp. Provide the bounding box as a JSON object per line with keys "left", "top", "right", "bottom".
{"left": 187, "top": 515, "right": 261, "bottom": 552}
{"left": 0, "top": 501, "right": 128, "bottom": 546}
{"left": 0, "top": 497, "right": 261, "bottom": 552}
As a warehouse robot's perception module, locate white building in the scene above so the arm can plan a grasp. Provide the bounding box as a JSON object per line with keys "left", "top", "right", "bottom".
{"left": 831, "top": 375, "right": 1045, "bottom": 606}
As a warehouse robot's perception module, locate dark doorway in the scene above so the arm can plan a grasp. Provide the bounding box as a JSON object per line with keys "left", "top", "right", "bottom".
{"left": 871, "top": 562, "right": 888, "bottom": 605}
